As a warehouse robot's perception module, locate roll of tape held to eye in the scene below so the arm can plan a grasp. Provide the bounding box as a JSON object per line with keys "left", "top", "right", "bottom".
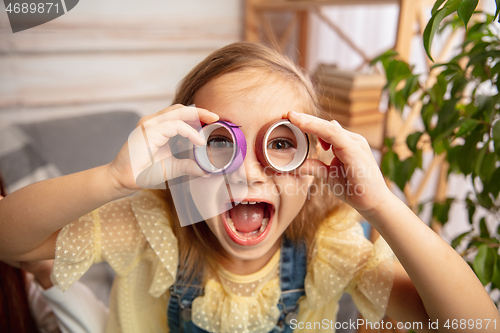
{"left": 193, "top": 119, "right": 308, "bottom": 174}
{"left": 193, "top": 120, "right": 247, "bottom": 174}
{"left": 255, "top": 119, "right": 309, "bottom": 173}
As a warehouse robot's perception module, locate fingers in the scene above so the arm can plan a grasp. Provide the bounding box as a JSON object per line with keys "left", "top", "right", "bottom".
{"left": 143, "top": 120, "right": 206, "bottom": 150}
{"left": 288, "top": 111, "right": 355, "bottom": 152}
{"left": 139, "top": 105, "right": 219, "bottom": 128}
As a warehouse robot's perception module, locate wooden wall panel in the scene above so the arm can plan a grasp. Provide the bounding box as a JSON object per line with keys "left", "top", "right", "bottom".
{"left": 0, "top": 0, "right": 242, "bottom": 119}
{"left": 1, "top": 51, "right": 209, "bottom": 107}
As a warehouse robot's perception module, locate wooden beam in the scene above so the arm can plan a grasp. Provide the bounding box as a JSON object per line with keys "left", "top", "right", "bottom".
{"left": 245, "top": 0, "right": 261, "bottom": 42}
{"left": 297, "top": 10, "right": 309, "bottom": 68}
{"left": 395, "top": 0, "right": 416, "bottom": 62}
{"left": 259, "top": 11, "right": 280, "bottom": 49}
{"left": 278, "top": 13, "right": 299, "bottom": 52}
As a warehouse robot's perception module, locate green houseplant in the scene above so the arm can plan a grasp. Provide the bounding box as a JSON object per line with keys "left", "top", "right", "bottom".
{"left": 373, "top": 0, "right": 500, "bottom": 304}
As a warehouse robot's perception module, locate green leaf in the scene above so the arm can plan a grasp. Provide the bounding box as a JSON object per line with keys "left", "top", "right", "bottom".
{"left": 492, "top": 255, "right": 500, "bottom": 290}
{"left": 474, "top": 143, "right": 488, "bottom": 177}
{"left": 495, "top": 0, "right": 500, "bottom": 21}
{"left": 393, "top": 156, "right": 417, "bottom": 192}
{"left": 493, "top": 121, "right": 500, "bottom": 157}
{"left": 370, "top": 49, "right": 399, "bottom": 67}
{"left": 387, "top": 75, "right": 411, "bottom": 112}
{"left": 432, "top": 198, "right": 454, "bottom": 225}
{"left": 473, "top": 244, "right": 495, "bottom": 285}
{"left": 480, "top": 152, "right": 497, "bottom": 182}
{"left": 467, "top": 50, "right": 500, "bottom": 70}
{"left": 477, "top": 96, "right": 496, "bottom": 124}
{"left": 421, "top": 104, "right": 435, "bottom": 133}
{"left": 466, "top": 197, "right": 476, "bottom": 224}
{"left": 456, "top": 129, "right": 482, "bottom": 175}
{"left": 423, "top": 0, "right": 461, "bottom": 61}
{"left": 447, "top": 145, "right": 461, "bottom": 173}
{"left": 451, "top": 231, "right": 470, "bottom": 248}
{"left": 381, "top": 150, "right": 398, "bottom": 179}
{"left": 479, "top": 217, "right": 490, "bottom": 238}
{"left": 432, "top": 0, "right": 447, "bottom": 15}
{"left": 401, "top": 74, "right": 420, "bottom": 100}
{"left": 387, "top": 61, "right": 412, "bottom": 81}
{"left": 435, "top": 98, "right": 460, "bottom": 135}
{"left": 406, "top": 131, "right": 423, "bottom": 153}
{"left": 490, "top": 167, "right": 500, "bottom": 198}
{"left": 384, "top": 137, "right": 395, "bottom": 148}
{"left": 414, "top": 149, "right": 423, "bottom": 169}
{"left": 476, "top": 190, "right": 494, "bottom": 209}
{"left": 433, "top": 139, "right": 447, "bottom": 155}
{"left": 455, "top": 119, "right": 479, "bottom": 137}
{"left": 457, "top": 0, "right": 479, "bottom": 29}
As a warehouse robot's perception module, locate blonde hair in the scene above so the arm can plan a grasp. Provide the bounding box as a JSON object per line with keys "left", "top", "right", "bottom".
{"left": 150, "top": 42, "right": 345, "bottom": 280}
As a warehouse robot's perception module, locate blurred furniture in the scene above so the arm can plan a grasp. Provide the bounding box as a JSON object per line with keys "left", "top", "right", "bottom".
{"left": 314, "top": 64, "right": 385, "bottom": 126}
{"left": 0, "top": 110, "right": 141, "bottom": 305}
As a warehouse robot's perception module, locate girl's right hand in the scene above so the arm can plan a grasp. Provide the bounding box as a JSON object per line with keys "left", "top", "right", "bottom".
{"left": 109, "top": 105, "right": 219, "bottom": 193}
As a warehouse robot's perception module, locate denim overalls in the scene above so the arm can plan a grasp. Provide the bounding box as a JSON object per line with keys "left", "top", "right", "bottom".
{"left": 167, "top": 236, "right": 307, "bottom": 333}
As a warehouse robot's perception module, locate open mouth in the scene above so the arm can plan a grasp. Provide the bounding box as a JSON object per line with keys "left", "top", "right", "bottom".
{"left": 222, "top": 200, "right": 275, "bottom": 246}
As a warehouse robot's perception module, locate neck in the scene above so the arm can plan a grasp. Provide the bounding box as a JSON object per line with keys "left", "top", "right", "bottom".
{"left": 220, "top": 239, "right": 281, "bottom": 275}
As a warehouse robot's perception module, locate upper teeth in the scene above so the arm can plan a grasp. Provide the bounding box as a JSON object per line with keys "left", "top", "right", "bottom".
{"left": 240, "top": 201, "right": 257, "bottom": 205}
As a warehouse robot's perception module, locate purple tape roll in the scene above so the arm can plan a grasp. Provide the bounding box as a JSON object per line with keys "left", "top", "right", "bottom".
{"left": 193, "top": 120, "right": 247, "bottom": 174}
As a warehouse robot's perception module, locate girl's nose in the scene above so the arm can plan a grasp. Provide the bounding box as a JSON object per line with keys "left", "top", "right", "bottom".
{"left": 228, "top": 146, "right": 267, "bottom": 186}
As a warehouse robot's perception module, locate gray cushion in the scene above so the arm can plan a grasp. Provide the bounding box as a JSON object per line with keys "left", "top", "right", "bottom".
{"left": 18, "top": 111, "right": 140, "bottom": 175}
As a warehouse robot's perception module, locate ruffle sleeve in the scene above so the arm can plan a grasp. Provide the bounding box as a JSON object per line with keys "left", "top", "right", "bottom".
{"left": 52, "top": 190, "right": 178, "bottom": 298}
{"left": 344, "top": 236, "right": 394, "bottom": 323}
{"left": 51, "top": 212, "right": 96, "bottom": 291}
{"left": 130, "top": 191, "right": 178, "bottom": 297}
{"left": 304, "top": 209, "right": 394, "bottom": 323}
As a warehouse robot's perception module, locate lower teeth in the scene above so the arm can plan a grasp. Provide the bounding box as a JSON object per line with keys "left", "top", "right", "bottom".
{"left": 226, "top": 217, "right": 269, "bottom": 236}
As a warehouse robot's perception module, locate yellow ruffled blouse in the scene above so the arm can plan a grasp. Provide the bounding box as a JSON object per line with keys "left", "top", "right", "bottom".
{"left": 51, "top": 190, "right": 394, "bottom": 333}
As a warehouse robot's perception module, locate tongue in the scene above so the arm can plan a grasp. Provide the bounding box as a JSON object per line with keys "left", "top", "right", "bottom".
{"left": 230, "top": 203, "right": 266, "bottom": 233}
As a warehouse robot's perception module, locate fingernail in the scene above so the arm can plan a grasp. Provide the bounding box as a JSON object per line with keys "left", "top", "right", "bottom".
{"left": 290, "top": 111, "right": 300, "bottom": 117}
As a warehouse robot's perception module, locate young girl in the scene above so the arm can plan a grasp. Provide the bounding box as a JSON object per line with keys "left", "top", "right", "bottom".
{"left": 0, "top": 42, "right": 498, "bottom": 333}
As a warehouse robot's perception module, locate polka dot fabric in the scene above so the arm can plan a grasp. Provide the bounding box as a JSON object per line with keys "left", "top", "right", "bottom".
{"left": 298, "top": 209, "right": 395, "bottom": 327}
{"left": 52, "top": 191, "right": 178, "bottom": 333}
{"left": 51, "top": 213, "right": 95, "bottom": 291}
{"left": 192, "top": 250, "right": 281, "bottom": 333}
{"left": 51, "top": 191, "right": 394, "bottom": 333}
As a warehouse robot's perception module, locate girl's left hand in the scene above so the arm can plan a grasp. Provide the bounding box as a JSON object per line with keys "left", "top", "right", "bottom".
{"left": 288, "top": 111, "right": 393, "bottom": 216}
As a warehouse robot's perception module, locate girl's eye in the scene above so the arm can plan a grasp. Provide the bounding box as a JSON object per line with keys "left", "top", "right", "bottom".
{"left": 267, "top": 139, "right": 295, "bottom": 150}
{"left": 208, "top": 137, "right": 233, "bottom": 149}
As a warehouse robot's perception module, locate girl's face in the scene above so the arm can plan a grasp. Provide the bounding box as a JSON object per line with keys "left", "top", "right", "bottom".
{"left": 191, "top": 69, "right": 314, "bottom": 261}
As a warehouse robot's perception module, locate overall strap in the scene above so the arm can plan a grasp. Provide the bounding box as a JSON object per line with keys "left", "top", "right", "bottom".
{"left": 273, "top": 236, "right": 307, "bottom": 332}
{"left": 167, "top": 272, "right": 206, "bottom": 333}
